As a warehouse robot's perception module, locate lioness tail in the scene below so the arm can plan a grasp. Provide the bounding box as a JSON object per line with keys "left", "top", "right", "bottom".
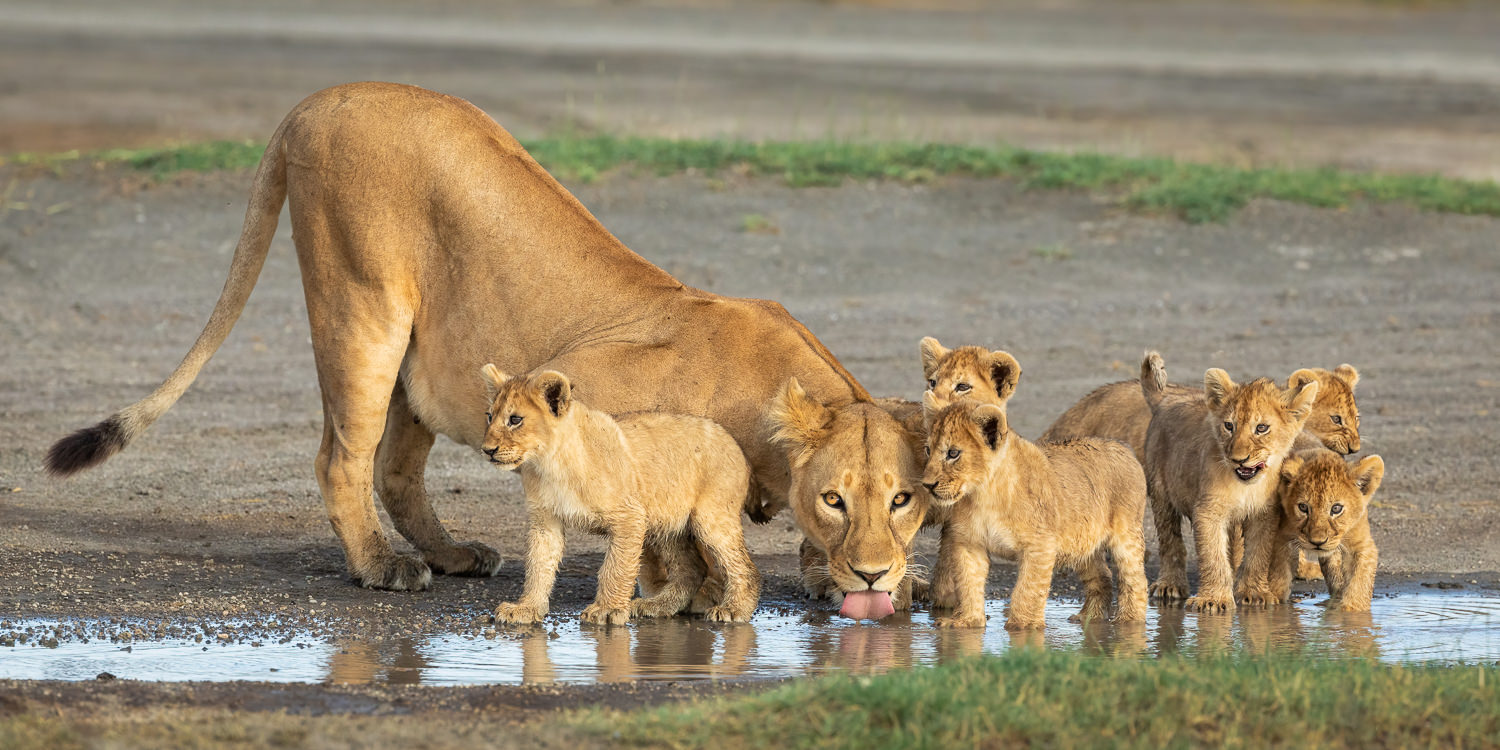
{"left": 1140, "top": 351, "right": 1169, "bottom": 413}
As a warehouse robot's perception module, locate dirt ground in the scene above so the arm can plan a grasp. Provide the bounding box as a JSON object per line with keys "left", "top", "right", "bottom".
{"left": 2, "top": 0, "right": 1500, "bottom": 743}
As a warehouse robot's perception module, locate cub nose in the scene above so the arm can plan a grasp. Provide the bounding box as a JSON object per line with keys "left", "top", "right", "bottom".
{"left": 852, "top": 566, "right": 889, "bottom": 587}
{"left": 922, "top": 481, "right": 938, "bottom": 494}
{"left": 483, "top": 446, "right": 499, "bottom": 457}
{"left": 1309, "top": 537, "right": 1329, "bottom": 548}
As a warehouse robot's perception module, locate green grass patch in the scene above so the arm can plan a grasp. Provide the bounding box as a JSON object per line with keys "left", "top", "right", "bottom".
{"left": 577, "top": 649, "right": 1500, "bottom": 749}
{"left": 6, "top": 136, "right": 1499, "bottom": 223}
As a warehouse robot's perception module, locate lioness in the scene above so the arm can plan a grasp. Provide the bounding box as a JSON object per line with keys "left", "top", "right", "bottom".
{"left": 767, "top": 378, "right": 930, "bottom": 620}
{"left": 921, "top": 396, "right": 1149, "bottom": 629}
{"left": 44, "top": 82, "right": 909, "bottom": 592}
{"left": 1141, "top": 352, "right": 1318, "bottom": 613}
{"left": 479, "top": 366, "right": 759, "bottom": 624}
{"left": 1248, "top": 448, "right": 1384, "bottom": 612}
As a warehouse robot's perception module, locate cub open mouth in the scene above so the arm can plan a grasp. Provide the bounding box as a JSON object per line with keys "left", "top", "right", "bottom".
{"left": 1234, "top": 463, "right": 1265, "bottom": 481}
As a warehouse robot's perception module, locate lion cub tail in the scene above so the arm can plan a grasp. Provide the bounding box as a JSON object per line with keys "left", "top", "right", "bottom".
{"left": 1139, "top": 351, "right": 1169, "bottom": 413}
{"left": 45, "top": 123, "right": 290, "bottom": 477}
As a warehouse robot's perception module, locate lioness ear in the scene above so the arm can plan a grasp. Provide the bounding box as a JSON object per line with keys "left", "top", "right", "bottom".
{"left": 919, "top": 337, "right": 949, "bottom": 381}
{"left": 1335, "top": 364, "right": 1360, "bottom": 391}
{"left": 532, "top": 371, "right": 572, "bottom": 417}
{"left": 767, "top": 378, "right": 835, "bottom": 467}
{"left": 989, "top": 350, "right": 1022, "bottom": 403}
{"left": 1352, "top": 454, "right": 1384, "bottom": 499}
{"left": 1204, "top": 368, "right": 1236, "bottom": 410}
{"left": 1288, "top": 368, "right": 1319, "bottom": 393}
{"left": 970, "top": 403, "right": 1007, "bottom": 451}
{"left": 1284, "top": 379, "right": 1320, "bottom": 424}
{"left": 481, "top": 364, "right": 509, "bottom": 401}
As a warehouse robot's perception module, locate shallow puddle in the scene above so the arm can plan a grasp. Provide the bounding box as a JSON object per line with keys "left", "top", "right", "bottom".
{"left": 3, "top": 592, "right": 1497, "bottom": 685}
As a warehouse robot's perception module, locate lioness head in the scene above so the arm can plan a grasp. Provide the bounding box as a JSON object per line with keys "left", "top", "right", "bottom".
{"left": 920, "top": 395, "right": 1007, "bottom": 507}
{"left": 1204, "top": 369, "right": 1319, "bottom": 484}
{"left": 767, "top": 378, "right": 927, "bottom": 599}
{"left": 1280, "top": 449, "right": 1384, "bottom": 555}
{"left": 478, "top": 364, "right": 572, "bottom": 470}
{"left": 918, "top": 337, "right": 1021, "bottom": 411}
{"left": 1290, "top": 365, "right": 1362, "bottom": 455}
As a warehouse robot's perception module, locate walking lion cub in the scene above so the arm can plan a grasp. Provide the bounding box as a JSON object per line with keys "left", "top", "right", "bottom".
{"left": 921, "top": 395, "right": 1149, "bottom": 630}
{"left": 480, "top": 365, "right": 760, "bottom": 625}
{"left": 1141, "top": 352, "right": 1318, "bottom": 613}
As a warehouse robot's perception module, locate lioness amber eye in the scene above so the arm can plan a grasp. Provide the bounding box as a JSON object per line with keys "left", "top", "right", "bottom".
{"left": 1330, "top": 504, "right": 1344, "bottom": 515}
{"left": 822, "top": 492, "right": 844, "bottom": 509}
{"left": 507, "top": 414, "right": 523, "bottom": 427}
{"left": 1331, "top": 415, "right": 1343, "bottom": 425}
{"left": 892, "top": 492, "right": 911, "bottom": 508}
{"left": 955, "top": 383, "right": 972, "bottom": 392}
{"left": 1254, "top": 424, "right": 1269, "bottom": 435}
{"left": 1223, "top": 422, "right": 1234, "bottom": 432}
{"left": 485, "top": 412, "right": 493, "bottom": 425}
{"left": 946, "top": 448, "right": 961, "bottom": 460}
{"left": 1297, "top": 503, "right": 1309, "bottom": 514}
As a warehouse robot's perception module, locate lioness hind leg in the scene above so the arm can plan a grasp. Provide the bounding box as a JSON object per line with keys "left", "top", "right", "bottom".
{"left": 1069, "top": 550, "right": 1114, "bottom": 625}
{"left": 376, "top": 383, "right": 501, "bottom": 577}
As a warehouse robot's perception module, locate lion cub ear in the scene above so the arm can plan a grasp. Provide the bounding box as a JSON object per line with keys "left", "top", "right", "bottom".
{"left": 1279, "top": 453, "right": 1305, "bottom": 485}
{"left": 970, "top": 403, "right": 1007, "bottom": 451}
{"left": 1288, "top": 368, "right": 1319, "bottom": 393}
{"left": 1334, "top": 364, "right": 1360, "bottom": 392}
{"left": 921, "top": 390, "right": 943, "bottom": 431}
{"left": 919, "top": 337, "right": 950, "bottom": 381}
{"left": 767, "top": 378, "right": 835, "bottom": 467}
{"left": 1204, "top": 368, "right": 1237, "bottom": 410}
{"left": 531, "top": 371, "right": 572, "bottom": 417}
{"left": 481, "top": 364, "right": 510, "bottom": 401}
{"left": 988, "top": 351, "right": 1022, "bottom": 403}
{"left": 1352, "top": 454, "right": 1384, "bottom": 499}
{"left": 1284, "top": 379, "right": 1320, "bottom": 424}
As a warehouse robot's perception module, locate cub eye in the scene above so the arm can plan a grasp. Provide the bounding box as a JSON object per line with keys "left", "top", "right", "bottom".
{"left": 822, "top": 492, "right": 844, "bottom": 509}
{"left": 485, "top": 412, "right": 493, "bottom": 425}
{"left": 955, "top": 383, "right": 972, "bottom": 392}
{"left": 1223, "top": 421, "right": 1235, "bottom": 433}
{"left": 1331, "top": 415, "right": 1343, "bottom": 426}
{"left": 1254, "top": 423, "right": 1269, "bottom": 435}
{"left": 924, "top": 445, "right": 931, "bottom": 457}
{"left": 1296, "top": 503, "right": 1309, "bottom": 514}
{"left": 946, "top": 448, "right": 961, "bottom": 460}
{"left": 927, "top": 379, "right": 936, "bottom": 389}
{"left": 507, "top": 414, "right": 524, "bottom": 427}
{"left": 1330, "top": 503, "right": 1344, "bottom": 516}
{"left": 892, "top": 492, "right": 912, "bottom": 508}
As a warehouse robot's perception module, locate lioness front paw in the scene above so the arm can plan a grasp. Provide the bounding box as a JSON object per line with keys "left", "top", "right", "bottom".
{"left": 935, "top": 613, "right": 987, "bottom": 629}
{"left": 494, "top": 601, "right": 545, "bottom": 625}
{"left": 1185, "top": 594, "right": 1235, "bottom": 614}
{"left": 1149, "top": 579, "right": 1189, "bottom": 601}
{"left": 428, "top": 541, "right": 503, "bottom": 577}
{"left": 580, "top": 603, "right": 631, "bottom": 626}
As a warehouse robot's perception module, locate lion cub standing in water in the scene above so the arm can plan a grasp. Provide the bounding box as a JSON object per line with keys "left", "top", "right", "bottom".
{"left": 480, "top": 365, "right": 760, "bottom": 625}
{"left": 922, "top": 394, "right": 1149, "bottom": 630}
{"left": 1141, "top": 352, "right": 1318, "bottom": 613}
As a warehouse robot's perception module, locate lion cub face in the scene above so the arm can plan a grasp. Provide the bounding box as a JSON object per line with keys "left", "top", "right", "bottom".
{"left": 1291, "top": 365, "right": 1362, "bottom": 455}
{"left": 768, "top": 379, "right": 928, "bottom": 596}
{"left": 1280, "top": 449, "right": 1384, "bottom": 555}
{"left": 919, "top": 394, "right": 1006, "bottom": 507}
{"left": 1205, "top": 369, "right": 1319, "bottom": 484}
{"left": 478, "top": 364, "right": 572, "bottom": 470}
{"left": 919, "top": 337, "right": 1021, "bottom": 411}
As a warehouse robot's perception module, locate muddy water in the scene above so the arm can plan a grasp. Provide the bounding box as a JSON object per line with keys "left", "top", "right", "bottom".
{"left": 3, "top": 593, "right": 1497, "bottom": 685}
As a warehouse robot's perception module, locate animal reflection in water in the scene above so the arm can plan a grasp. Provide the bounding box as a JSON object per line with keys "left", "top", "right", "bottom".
{"left": 1153, "top": 601, "right": 1382, "bottom": 660}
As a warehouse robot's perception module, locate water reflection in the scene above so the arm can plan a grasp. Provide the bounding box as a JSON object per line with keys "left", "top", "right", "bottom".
{"left": 2, "top": 593, "right": 1496, "bottom": 686}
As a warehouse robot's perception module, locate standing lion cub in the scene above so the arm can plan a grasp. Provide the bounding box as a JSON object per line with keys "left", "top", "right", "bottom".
{"left": 922, "top": 394, "right": 1149, "bottom": 630}
{"left": 480, "top": 365, "right": 760, "bottom": 625}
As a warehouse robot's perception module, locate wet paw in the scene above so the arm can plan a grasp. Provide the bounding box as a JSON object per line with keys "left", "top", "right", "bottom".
{"left": 494, "top": 601, "right": 545, "bottom": 625}
{"left": 908, "top": 576, "right": 931, "bottom": 603}
{"left": 935, "top": 613, "right": 987, "bottom": 629}
{"left": 1238, "top": 588, "right": 1283, "bottom": 606}
{"left": 703, "top": 605, "right": 751, "bottom": 623}
{"left": 1337, "top": 600, "right": 1370, "bottom": 613}
{"left": 631, "top": 597, "right": 683, "bottom": 619}
{"left": 580, "top": 603, "right": 631, "bottom": 626}
{"left": 1185, "top": 594, "right": 1234, "bottom": 614}
{"left": 429, "top": 541, "right": 503, "bottom": 577}
{"left": 1149, "top": 579, "right": 1189, "bottom": 601}
{"left": 357, "top": 553, "right": 432, "bottom": 592}
{"left": 1003, "top": 616, "right": 1044, "bottom": 631}
{"left": 1068, "top": 604, "right": 1111, "bottom": 625}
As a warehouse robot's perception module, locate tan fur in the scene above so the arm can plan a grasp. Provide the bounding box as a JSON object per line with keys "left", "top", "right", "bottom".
{"left": 480, "top": 366, "right": 760, "bottom": 625}
{"left": 922, "top": 396, "right": 1148, "bottom": 630}
{"left": 918, "top": 337, "right": 1022, "bottom": 412}
{"left": 1141, "top": 352, "right": 1318, "bottom": 613}
{"left": 44, "top": 83, "right": 878, "bottom": 591}
{"left": 767, "top": 378, "right": 930, "bottom": 610}
{"left": 1247, "top": 449, "right": 1384, "bottom": 612}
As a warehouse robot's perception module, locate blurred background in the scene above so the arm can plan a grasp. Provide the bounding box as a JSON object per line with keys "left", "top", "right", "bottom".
{"left": 3, "top": 0, "right": 1499, "bottom": 178}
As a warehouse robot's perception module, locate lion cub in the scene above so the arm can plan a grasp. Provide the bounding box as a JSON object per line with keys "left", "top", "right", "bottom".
{"left": 919, "top": 337, "right": 1022, "bottom": 411}
{"left": 922, "top": 395, "right": 1148, "bottom": 630}
{"left": 479, "top": 365, "right": 760, "bottom": 625}
{"left": 1141, "top": 352, "right": 1318, "bottom": 613}
{"left": 1253, "top": 448, "right": 1385, "bottom": 611}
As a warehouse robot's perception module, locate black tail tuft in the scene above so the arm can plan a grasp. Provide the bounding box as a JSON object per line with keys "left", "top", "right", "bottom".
{"left": 45, "top": 416, "right": 127, "bottom": 477}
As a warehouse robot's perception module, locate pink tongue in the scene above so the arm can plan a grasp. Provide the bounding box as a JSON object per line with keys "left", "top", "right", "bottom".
{"left": 839, "top": 590, "right": 895, "bottom": 620}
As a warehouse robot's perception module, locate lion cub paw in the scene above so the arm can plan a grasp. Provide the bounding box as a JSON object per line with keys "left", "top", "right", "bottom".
{"left": 703, "top": 605, "right": 752, "bottom": 623}
{"left": 1003, "top": 616, "right": 1045, "bottom": 631}
{"left": 1238, "top": 588, "right": 1283, "bottom": 607}
{"left": 935, "top": 613, "right": 987, "bottom": 629}
{"left": 1149, "top": 579, "right": 1189, "bottom": 601}
{"left": 494, "top": 601, "right": 545, "bottom": 625}
{"left": 1185, "top": 594, "right": 1235, "bottom": 614}
{"left": 631, "top": 597, "right": 683, "bottom": 619}
{"left": 1295, "top": 559, "right": 1325, "bottom": 581}
{"left": 580, "top": 603, "right": 631, "bottom": 626}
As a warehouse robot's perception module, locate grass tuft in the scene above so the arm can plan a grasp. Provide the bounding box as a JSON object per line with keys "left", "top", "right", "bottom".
{"left": 6, "top": 136, "right": 1499, "bottom": 223}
